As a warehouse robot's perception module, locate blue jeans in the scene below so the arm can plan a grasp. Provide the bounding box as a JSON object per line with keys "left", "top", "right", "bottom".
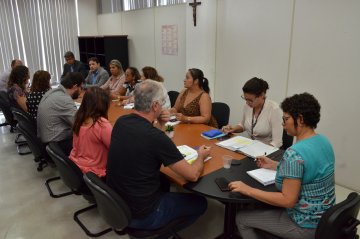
{"left": 128, "top": 192, "right": 207, "bottom": 234}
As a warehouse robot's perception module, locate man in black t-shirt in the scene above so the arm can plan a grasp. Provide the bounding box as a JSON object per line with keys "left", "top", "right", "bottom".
{"left": 107, "top": 80, "right": 210, "bottom": 233}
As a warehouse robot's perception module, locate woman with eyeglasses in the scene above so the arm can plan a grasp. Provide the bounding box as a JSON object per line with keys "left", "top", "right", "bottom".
{"left": 222, "top": 77, "right": 283, "bottom": 147}
{"left": 229, "top": 93, "right": 335, "bottom": 239}
{"left": 170, "top": 68, "right": 218, "bottom": 128}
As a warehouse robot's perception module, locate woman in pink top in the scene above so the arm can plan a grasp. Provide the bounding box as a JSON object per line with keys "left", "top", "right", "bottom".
{"left": 100, "top": 59, "right": 125, "bottom": 99}
{"left": 70, "top": 87, "right": 112, "bottom": 178}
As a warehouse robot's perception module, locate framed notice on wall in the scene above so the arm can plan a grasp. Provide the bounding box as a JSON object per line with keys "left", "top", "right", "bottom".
{"left": 161, "top": 25, "right": 178, "bottom": 56}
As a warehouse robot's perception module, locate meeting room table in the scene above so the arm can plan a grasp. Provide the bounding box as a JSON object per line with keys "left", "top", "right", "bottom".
{"left": 105, "top": 102, "right": 278, "bottom": 239}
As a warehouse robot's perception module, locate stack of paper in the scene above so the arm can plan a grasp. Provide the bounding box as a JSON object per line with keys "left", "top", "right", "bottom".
{"left": 247, "top": 168, "right": 276, "bottom": 186}
{"left": 177, "top": 145, "right": 212, "bottom": 164}
{"left": 216, "top": 136, "right": 278, "bottom": 158}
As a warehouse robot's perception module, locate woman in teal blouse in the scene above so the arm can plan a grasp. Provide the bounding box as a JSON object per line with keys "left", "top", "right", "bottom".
{"left": 229, "top": 92, "right": 335, "bottom": 239}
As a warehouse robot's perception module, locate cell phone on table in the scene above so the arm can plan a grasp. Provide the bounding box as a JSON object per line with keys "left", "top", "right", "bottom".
{"left": 217, "top": 134, "right": 231, "bottom": 141}
{"left": 215, "top": 177, "right": 231, "bottom": 192}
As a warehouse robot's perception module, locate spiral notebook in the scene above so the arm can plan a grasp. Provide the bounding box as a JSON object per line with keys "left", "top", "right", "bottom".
{"left": 247, "top": 168, "right": 276, "bottom": 186}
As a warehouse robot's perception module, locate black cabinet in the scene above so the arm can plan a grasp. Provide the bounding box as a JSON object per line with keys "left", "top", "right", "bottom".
{"left": 78, "top": 35, "right": 128, "bottom": 71}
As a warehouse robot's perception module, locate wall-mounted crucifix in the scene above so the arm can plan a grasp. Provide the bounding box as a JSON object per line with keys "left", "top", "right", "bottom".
{"left": 189, "top": 0, "right": 201, "bottom": 27}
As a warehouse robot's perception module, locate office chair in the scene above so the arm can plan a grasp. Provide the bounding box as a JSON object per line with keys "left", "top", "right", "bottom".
{"left": 280, "top": 129, "right": 293, "bottom": 150}
{"left": 168, "top": 90, "right": 179, "bottom": 108}
{"left": 0, "top": 92, "right": 31, "bottom": 154}
{"left": 84, "top": 172, "right": 185, "bottom": 239}
{"left": 212, "top": 102, "right": 230, "bottom": 129}
{"left": 0, "top": 91, "right": 17, "bottom": 132}
{"left": 12, "top": 108, "right": 50, "bottom": 171}
{"left": 45, "top": 143, "right": 112, "bottom": 237}
{"left": 257, "top": 192, "right": 360, "bottom": 239}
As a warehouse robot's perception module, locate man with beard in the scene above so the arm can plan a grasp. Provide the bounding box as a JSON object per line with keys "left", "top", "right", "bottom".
{"left": 37, "top": 72, "right": 84, "bottom": 155}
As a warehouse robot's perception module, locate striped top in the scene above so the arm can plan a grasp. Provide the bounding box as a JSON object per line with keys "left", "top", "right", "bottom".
{"left": 275, "top": 134, "right": 335, "bottom": 229}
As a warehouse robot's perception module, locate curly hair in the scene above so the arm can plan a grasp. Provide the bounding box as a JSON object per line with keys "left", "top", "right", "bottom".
{"left": 8, "top": 65, "right": 29, "bottom": 90}
{"left": 30, "top": 70, "right": 51, "bottom": 92}
{"left": 281, "top": 92, "right": 321, "bottom": 129}
{"left": 242, "top": 77, "right": 269, "bottom": 96}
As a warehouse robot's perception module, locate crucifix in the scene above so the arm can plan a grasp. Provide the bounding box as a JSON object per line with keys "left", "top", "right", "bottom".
{"left": 189, "top": 0, "right": 201, "bottom": 27}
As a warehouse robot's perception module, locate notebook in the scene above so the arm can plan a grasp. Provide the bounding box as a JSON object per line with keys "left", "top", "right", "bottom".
{"left": 177, "top": 145, "right": 212, "bottom": 164}
{"left": 247, "top": 168, "right": 276, "bottom": 186}
{"left": 216, "top": 135, "right": 278, "bottom": 159}
{"left": 201, "top": 129, "right": 225, "bottom": 140}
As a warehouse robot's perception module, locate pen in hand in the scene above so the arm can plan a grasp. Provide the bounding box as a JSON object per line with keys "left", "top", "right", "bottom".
{"left": 254, "top": 152, "right": 266, "bottom": 162}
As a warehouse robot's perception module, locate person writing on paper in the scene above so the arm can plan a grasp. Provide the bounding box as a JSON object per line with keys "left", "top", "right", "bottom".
{"left": 107, "top": 80, "right": 209, "bottom": 234}
{"left": 69, "top": 87, "right": 112, "bottom": 178}
{"left": 170, "top": 68, "right": 218, "bottom": 128}
{"left": 222, "top": 77, "right": 283, "bottom": 148}
{"left": 229, "top": 93, "right": 335, "bottom": 239}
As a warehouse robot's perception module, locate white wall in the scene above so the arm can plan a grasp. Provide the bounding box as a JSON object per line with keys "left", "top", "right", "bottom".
{"left": 186, "top": 0, "right": 217, "bottom": 99}
{"left": 77, "top": 0, "right": 98, "bottom": 36}
{"left": 95, "top": 5, "right": 186, "bottom": 92}
{"left": 288, "top": 0, "right": 360, "bottom": 190}
{"left": 215, "top": 0, "right": 293, "bottom": 124}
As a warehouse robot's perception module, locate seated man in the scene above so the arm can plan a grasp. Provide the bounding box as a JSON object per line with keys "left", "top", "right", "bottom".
{"left": 0, "top": 59, "right": 22, "bottom": 92}
{"left": 107, "top": 80, "right": 209, "bottom": 233}
{"left": 84, "top": 57, "right": 109, "bottom": 87}
{"left": 37, "top": 72, "right": 84, "bottom": 155}
{"left": 61, "top": 51, "right": 88, "bottom": 80}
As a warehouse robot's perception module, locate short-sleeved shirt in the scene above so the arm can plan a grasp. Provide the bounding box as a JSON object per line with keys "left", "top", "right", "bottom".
{"left": 69, "top": 117, "right": 112, "bottom": 177}
{"left": 27, "top": 91, "right": 47, "bottom": 120}
{"left": 106, "top": 113, "right": 183, "bottom": 219}
{"left": 275, "top": 134, "right": 335, "bottom": 229}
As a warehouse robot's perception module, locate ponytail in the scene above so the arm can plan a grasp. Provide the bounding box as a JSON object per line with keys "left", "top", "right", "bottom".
{"left": 188, "top": 68, "right": 210, "bottom": 93}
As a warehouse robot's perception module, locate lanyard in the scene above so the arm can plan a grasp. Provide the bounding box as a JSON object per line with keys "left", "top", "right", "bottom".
{"left": 251, "top": 100, "right": 265, "bottom": 139}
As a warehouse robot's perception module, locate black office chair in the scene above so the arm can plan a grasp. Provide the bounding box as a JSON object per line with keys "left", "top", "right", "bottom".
{"left": 168, "top": 90, "right": 179, "bottom": 108}
{"left": 45, "top": 143, "right": 112, "bottom": 237}
{"left": 83, "top": 172, "right": 185, "bottom": 239}
{"left": 280, "top": 129, "right": 293, "bottom": 150}
{"left": 258, "top": 192, "right": 360, "bottom": 239}
{"left": 0, "top": 92, "right": 31, "bottom": 154}
{"left": 211, "top": 102, "right": 230, "bottom": 129}
{"left": 0, "top": 91, "right": 17, "bottom": 132}
{"left": 12, "top": 108, "right": 50, "bottom": 171}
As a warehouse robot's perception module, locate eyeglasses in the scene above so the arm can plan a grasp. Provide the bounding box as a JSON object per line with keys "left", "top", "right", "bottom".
{"left": 282, "top": 116, "right": 290, "bottom": 124}
{"left": 155, "top": 98, "right": 166, "bottom": 107}
{"left": 241, "top": 95, "right": 256, "bottom": 104}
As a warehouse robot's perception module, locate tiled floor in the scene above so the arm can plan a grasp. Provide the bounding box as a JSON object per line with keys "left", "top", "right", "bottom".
{"left": 0, "top": 115, "right": 358, "bottom": 239}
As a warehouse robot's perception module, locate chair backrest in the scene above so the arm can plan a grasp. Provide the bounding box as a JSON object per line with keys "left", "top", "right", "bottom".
{"left": 83, "top": 172, "right": 132, "bottom": 230}
{"left": 11, "top": 107, "right": 35, "bottom": 128}
{"left": 281, "top": 129, "right": 293, "bottom": 150}
{"left": 46, "top": 142, "right": 89, "bottom": 195}
{"left": 0, "top": 91, "right": 17, "bottom": 127}
{"left": 167, "top": 91, "right": 179, "bottom": 108}
{"left": 211, "top": 102, "right": 230, "bottom": 129}
{"left": 16, "top": 119, "right": 44, "bottom": 160}
{"left": 316, "top": 192, "right": 360, "bottom": 239}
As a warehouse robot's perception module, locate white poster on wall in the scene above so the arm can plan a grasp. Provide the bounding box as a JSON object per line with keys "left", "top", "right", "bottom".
{"left": 161, "top": 25, "right": 178, "bottom": 56}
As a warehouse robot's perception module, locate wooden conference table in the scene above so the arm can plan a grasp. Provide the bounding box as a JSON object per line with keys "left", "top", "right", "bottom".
{"left": 107, "top": 101, "right": 277, "bottom": 239}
